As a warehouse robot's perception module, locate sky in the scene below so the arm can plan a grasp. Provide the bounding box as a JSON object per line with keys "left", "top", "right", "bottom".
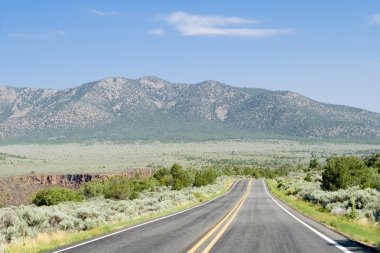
{"left": 0, "top": 0, "right": 379, "bottom": 113}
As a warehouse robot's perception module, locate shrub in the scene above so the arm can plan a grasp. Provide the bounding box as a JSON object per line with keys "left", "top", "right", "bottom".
{"left": 364, "top": 153, "right": 380, "bottom": 170}
{"left": 194, "top": 168, "right": 218, "bottom": 187}
{"left": 171, "top": 164, "right": 193, "bottom": 190}
{"left": 276, "top": 172, "right": 380, "bottom": 222}
{"left": 369, "top": 170, "right": 380, "bottom": 190}
{"left": 153, "top": 168, "right": 171, "bottom": 181}
{"left": 132, "top": 176, "right": 158, "bottom": 192}
{"left": 21, "top": 208, "right": 48, "bottom": 229}
{"left": 304, "top": 173, "right": 312, "bottom": 182}
{"left": 160, "top": 174, "right": 173, "bottom": 187}
{"left": 193, "top": 192, "right": 205, "bottom": 202}
{"left": 348, "top": 196, "right": 359, "bottom": 220}
{"left": 103, "top": 176, "right": 134, "bottom": 200}
{"left": 32, "top": 187, "right": 83, "bottom": 206}
{"left": 81, "top": 180, "right": 104, "bottom": 198}
{"left": 309, "top": 159, "right": 319, "bottom": 169}
{"left": 322, "top": 157, "right": 372, "bottom": 191}
{"left": 0, "top": 177, "right": 228, "bottom": 245}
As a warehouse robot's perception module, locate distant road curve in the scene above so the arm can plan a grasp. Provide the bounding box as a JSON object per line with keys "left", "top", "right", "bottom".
{"left": 46, "top": 179, "right": 376, "bottom": 253}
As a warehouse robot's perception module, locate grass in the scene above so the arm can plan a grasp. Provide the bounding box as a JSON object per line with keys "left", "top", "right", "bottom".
{"left": 266, "top": 179, "right": 380, "bottom": 248}
{"left": 4, "top": 179, "right": 234, "bottom": 253}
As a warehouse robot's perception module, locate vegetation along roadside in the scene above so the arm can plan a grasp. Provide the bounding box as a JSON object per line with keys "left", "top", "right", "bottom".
{"left": 266, "top": 153, "right": 380, "bottom": 248}
{"left": 1, "top": 164, "right": 235, "bottom": 253}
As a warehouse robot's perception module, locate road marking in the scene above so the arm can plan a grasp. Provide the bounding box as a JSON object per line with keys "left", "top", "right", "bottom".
{"left": 262, "top": 180, "right": 353, "bottom": 253}
{"left": 201, "top": 180, "right": 252, "bottom": 253}
{"left": 50, "top": 180, "right": 240, "bottom": 253}
{"left": 187, "top": 179, "right": 252, "bottom": 253}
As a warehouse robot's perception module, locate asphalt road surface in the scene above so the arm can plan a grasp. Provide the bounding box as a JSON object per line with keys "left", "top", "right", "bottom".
{"left": 48, "top": 179, "right": 377, "bottom": 253}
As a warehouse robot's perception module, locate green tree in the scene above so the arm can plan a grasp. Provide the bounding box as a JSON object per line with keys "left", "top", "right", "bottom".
{"left": 194, "top": 168, "right": 218, "bottom": 187}
{"left": 170, "top": 164, "right": 193, "bottom": 190}
{"left": 322, "top": 157, "right": 372, "bottom": 191}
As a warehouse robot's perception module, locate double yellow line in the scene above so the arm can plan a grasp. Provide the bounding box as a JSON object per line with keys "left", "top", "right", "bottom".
{"left": 187, "top": 179, "right": 253, "bottom": 253}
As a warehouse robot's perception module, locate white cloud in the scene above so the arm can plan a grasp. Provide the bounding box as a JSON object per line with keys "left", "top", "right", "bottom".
{"left": 85, "top": 8, "right": 117, "bottom": 16}
{"left": 163, "top": 11, "right": 292, "bottom": 37}
{"left": 369, "top": 13, "right": 380, "bottom": 25}
{"left": 166, "top": 11, "right": 258, "bottom": 28}
{"left": 10, "top": 29, "right": 66, "bottom": 39}
{"left": 149, "top": 28, "right": 165, "bottom": 36}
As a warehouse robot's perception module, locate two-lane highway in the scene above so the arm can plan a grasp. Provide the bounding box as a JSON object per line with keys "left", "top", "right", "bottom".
{"left": 203, "top": 180, "right": 374, "bottom": 253}
{"left": 48, "top": 179, "right": 376, "bottom": 253}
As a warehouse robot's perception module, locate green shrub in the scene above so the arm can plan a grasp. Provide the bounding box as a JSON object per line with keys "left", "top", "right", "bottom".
{"left": 364, "top": 153, "right": 380, "bottom": 170}
{"left": 153, "top": 168, "right": 171, "bottom": 181}
{"left": 322, "top": 157, "right": 372, "bottom": 191}
{"left": 131, "top": 176, "right": 158, "bottom": 192}
{"left": 194, "top": 171, "right": 208, "bottom": 187}
{"left": 81, "top": 180, "right": 104, "bottom": 198}
{"left": 160, "top": 174, "right": 173, "bottom": 187}
{"left": 304, "top": 173, "right": 312, "bottom": 182}
{"left": 103, "top": 176, "right": 134, "bottom": 200}
{"left": 194, "top": 168, "right": 218, "bottom": 187}
{"left": 309, "top": 159, "right": 319, "bottom": 169}
{"left": 193, "top": 192, "right": 205, "bottom": 202}
{"left": 172, "top": 171, "right": 192, "bottom": 190}
{"left": 370, "top": 172, "right": 380, "bottom": 190}
{"left": 171, "top": 164, "right": 193, "bottom": 190}
{"left": 285, "top": 187, "right": 296, "bottom": 196}
{"left": 32, "top": 187, "right": 83, "bottom": 206}
{"left": 277, "top": 166, "right": 290, "bottom": 177}
{"left": 276, "top": 172, "right": 380, "bottom": 222}
{"left": 348, "top": 196, "right": 359, "bottom": 220}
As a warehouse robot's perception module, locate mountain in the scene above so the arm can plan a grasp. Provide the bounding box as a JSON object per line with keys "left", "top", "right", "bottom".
{"left": 0, "top": 76, "right": 379, "bottom": 143}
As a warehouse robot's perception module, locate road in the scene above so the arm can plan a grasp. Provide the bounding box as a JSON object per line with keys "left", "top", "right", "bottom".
{"left": 48, "top": 179, "right": 376, "bottom": 253}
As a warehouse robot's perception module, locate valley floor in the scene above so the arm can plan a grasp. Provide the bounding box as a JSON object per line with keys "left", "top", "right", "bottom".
{"left": 0, "top": 140, "right": 379, "bottom": 177}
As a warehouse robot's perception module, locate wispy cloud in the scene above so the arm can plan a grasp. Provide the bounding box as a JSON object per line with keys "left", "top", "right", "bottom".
{"left": 85, "top": 8, "right": 118, "bottom": 16}
{"left": 369, "top": 13, "right": 380, "bottom": 25}
{"left": 149, "top": 28, "right": 165, "bottom": 36}
{"left": 162, "top": 11, "right": 292, "bottom": 37}
{"left": 10, "top": 29, "right": 66, "bottom": 39}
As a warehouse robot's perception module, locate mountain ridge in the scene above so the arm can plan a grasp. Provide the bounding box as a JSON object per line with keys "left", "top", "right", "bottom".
{"left": 0, "top": 76, "right": 379, "bottom": 143}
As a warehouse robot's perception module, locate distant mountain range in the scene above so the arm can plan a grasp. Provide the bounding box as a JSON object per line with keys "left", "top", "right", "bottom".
{"left": 0, "top": 76, "right": 379, "bottom": 143}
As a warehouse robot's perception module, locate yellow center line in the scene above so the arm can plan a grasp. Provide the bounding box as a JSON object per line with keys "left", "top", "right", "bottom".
{"left": 187, "top": 179, "right": 252, "bottom": 253}
{"left": 201, "top": 180, "right": 252, "bottom": 253}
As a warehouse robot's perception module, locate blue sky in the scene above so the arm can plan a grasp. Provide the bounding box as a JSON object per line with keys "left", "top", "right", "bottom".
{"left": 0, "top": 1, "right": 379, "bottom": 112}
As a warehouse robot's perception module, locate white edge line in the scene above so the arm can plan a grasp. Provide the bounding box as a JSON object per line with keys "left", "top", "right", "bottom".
{"left": 262, "top": 179, "right": 353, "bottom": 253}
{"left": 51, "top": 180, "right": 240, "bottom": 253}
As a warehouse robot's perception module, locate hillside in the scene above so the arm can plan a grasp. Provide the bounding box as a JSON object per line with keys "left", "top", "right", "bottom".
{"left": 0, "top": 76, "right": 379, "bottom": 143}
